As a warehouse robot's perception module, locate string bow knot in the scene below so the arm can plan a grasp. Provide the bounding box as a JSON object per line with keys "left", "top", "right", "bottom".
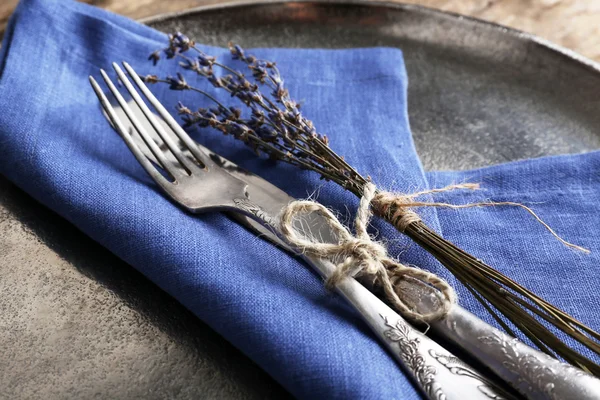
{"left": 279, "top": 182, "right": 456, "bottom": 322}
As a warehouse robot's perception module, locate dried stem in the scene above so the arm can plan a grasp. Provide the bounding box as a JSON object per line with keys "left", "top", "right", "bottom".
{"left": 147, "top": 32, "right": 600, "bottom": 375}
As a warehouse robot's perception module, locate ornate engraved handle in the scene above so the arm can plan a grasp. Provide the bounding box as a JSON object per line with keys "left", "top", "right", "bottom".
{"left": 436, "top": 307, "right": 600, "bottom": 400}
{"left": 306, "top": 256, "right": 514, "bottom": 400}
{"left": 231, "top": 200, "right": 512, "bottom": 399}
{"left": 232, "top": 200, "right": 600, "bottom": 399}
{"left": 393, "top": 278, "right": 600, "bottom": 400}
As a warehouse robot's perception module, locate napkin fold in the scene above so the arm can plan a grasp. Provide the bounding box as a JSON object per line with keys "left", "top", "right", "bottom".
{"left": 0, "top": 0, "right": 439, "bottom": 398}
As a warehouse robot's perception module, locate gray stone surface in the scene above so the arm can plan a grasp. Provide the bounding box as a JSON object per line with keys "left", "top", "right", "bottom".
{"left": 0, "top": 177, "right": 289, "bottom": 399}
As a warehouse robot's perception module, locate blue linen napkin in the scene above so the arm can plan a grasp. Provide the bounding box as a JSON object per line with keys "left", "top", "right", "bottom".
{"left": 0, "top": 0, "right": 443, "bottom": 398}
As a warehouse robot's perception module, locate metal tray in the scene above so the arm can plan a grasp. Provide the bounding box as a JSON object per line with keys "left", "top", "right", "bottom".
{"left": 3, "top": 1, "right": 600, "bottom": 398}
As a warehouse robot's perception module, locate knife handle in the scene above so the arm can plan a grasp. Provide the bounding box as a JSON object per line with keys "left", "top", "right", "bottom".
{"left": 394, "top": 275, "right": 600, "bottom": 400}
{"left": 435, "top": 305, "right": 600, "bottom": 400}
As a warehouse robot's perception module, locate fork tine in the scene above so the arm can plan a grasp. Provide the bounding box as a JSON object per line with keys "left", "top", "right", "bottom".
{"left": 122, "top": 62, "right": 215, "bottom": 168}
{"left": 111, "top": 62, "right": 198, "bottom": 175}
{"left": 99, "top": 69, "right": 182, "bottom": 180}
{"left": 89, "top": 75, "right": 171, "bottom": 190}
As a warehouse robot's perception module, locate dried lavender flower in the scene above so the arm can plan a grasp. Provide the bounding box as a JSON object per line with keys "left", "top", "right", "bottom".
{"left": 144, "top": 33, "right": 349, "bottom": 189}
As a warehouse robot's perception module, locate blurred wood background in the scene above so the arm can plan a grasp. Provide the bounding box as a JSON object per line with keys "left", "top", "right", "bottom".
{"left": 2, "top": 0, "right": 599, "bottom": 62}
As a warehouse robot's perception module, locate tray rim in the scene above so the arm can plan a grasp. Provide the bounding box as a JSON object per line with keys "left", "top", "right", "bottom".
{"left": 140, "top": 0, "right": 600, "bottom": 76}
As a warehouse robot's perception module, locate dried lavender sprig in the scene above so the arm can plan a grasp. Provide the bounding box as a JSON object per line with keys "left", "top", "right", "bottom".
{"left": 142, "top": 74, "right": 350, "bottom": 187}
{"left": 226, "top": 42, "right": 365, "bottom": 188}
{"left": 166, "top": 34, "right": 332, "bottom": 147}
{"left": 147, "top": 33, "right": 600, "bottom": 375}
{"left": 148, "top": 34, "right": 356, "bottom": 190}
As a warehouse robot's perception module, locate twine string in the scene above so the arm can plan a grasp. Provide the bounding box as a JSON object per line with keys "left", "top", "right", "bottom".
{"left": 372, "top": 183, "right": 589, "bottom": 253}
{"left": 279, "top": 181, "right": 589, "bottom": 322}
{"left": 279, "top": 182, "right": 456, "bottom": 322}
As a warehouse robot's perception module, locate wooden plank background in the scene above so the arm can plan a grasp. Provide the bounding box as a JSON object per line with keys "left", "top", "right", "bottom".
{"left": 1, "top": 0, "right": 599, "bottom": 62}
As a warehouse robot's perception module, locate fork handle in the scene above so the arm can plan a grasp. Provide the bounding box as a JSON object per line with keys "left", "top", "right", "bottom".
{"left": 231, "top": 206, "right": 510, "bottom": 398}
{"left": 305, "top": 255, "right": 514, "bottom": 400}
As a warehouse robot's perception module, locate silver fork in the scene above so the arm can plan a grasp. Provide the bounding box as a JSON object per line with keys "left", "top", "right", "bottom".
{"left": 89, "top": 61, "right": 513, "bottom": 400}
{"left": 90, "top": 62, "right": 600, "bottom": 400}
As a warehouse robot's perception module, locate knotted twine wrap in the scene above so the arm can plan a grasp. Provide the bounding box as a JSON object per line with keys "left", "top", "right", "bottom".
{"left": 371, "top": 183, "right": 590, "bottom": 253}
{"left": 280, "top": 181, "right": 589, "bottom": 323}
{"left": 280, "top": 182, "right": 456, "bottom": 322}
